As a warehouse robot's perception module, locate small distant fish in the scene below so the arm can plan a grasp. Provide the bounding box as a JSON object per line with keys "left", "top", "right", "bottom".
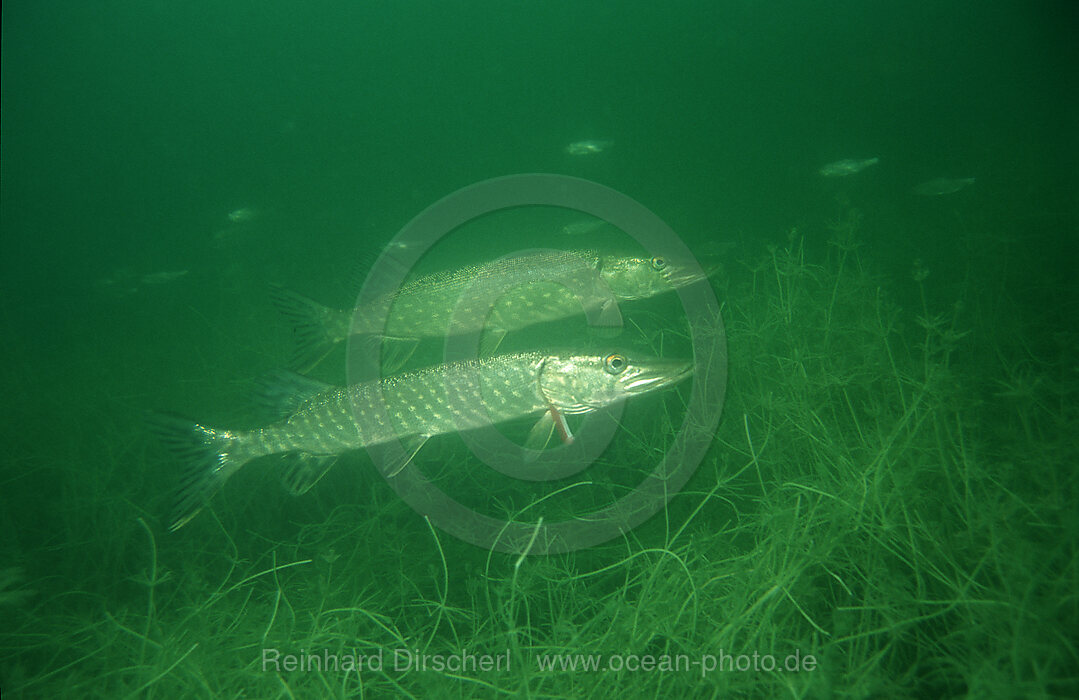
{"left": 913, "top": 177, "right": 975, "bottom": 196}
{"left": 227, "top": 207, "right": 259, "bottom": 223}
{"left": 566, "top": 140, "right": 612, "bottom": 156}
{"left": 141, "top": 270, "right": 190, "bottom": 285}
{"left": 385, "top": 239, "right": 422, "bottom": 252}
{"left": 561, "top": 218, "right": 607, "bottom": 236}
{"left": 95, "top": 268, "right": 139, "bottom": 297}
{"left": 818, "top": 158, "right": 880, "bottom": 177}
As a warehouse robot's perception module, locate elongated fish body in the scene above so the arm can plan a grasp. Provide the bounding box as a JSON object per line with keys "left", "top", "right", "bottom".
{"left": 227, "top": 207, "right": 259, "bottom": 223}
{"left": 273, "top": 250, "right": 709, "bottom": 367}
{"left": 818, "top": 157, "right": 880, "bottom": 177}
{"left": 352, "top": 251, "right": 615, "bottom": 338}
{"left": 565, "top": 139, "right": 612, "bottom": 155}
{"left": 253, "top": 355, "right": 550, "bottom": 457}
{"left": 154, "top": 351, "right": 692, "bottom": 530}
{"left": 913, "top": 177, "right": 975, "bottom": 196}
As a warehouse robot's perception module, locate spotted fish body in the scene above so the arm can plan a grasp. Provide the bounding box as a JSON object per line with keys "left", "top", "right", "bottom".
{"left": 353, "top": 252, "right": 617, "bottom": 339}
{"left": 155, "top": 351, "right": 692, "bottom": 530}
{"left": 254, "top": 355, "right": 549, "bottom": 456}
{"left": 272, "top": 250, "right": 709, "bottom": 367}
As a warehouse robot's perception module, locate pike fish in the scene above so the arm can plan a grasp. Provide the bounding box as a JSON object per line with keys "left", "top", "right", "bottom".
{"left": 152, "top": 351, "right": 692, "bottom": 530}
{"left": 272, "top": 250, "right": 710, "bottom": 368}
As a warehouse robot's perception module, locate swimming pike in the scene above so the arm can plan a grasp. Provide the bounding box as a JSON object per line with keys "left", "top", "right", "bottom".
{"left": 272, "top": 250, "right": 709, "bottom": 368}
{"left": 152, "top": 350, "right": 692, "bottom": 530}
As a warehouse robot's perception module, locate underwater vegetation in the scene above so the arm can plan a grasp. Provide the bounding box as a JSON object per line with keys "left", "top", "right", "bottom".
{"left": 1, "top": 211, "right": 1076, "bottom": 698}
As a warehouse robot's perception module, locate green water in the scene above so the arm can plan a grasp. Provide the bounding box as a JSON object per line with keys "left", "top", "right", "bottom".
{"left": 2, "top": 2, "right": 1076, "bottom": 697}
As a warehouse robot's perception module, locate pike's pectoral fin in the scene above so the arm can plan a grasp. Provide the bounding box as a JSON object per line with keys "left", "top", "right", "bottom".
{"left": 385, "top": 434, "right": 431, "bottom": 477}
{"left": 280, "top": 453, "right": 339, "bottom": 495}
{"left": 479, "top": 327, "right": 507, "bottom": 357}
{"left": 253, "top": 370, "right": 333, "bottom": 421}
{"left": 586, "top": 298, "right": 624, "bottom": 339}
{"left": 525, "top": 412, "right": 557, "bottom": 458}
{"left": 524, "top": 406, "right": 574, "bottom": 461}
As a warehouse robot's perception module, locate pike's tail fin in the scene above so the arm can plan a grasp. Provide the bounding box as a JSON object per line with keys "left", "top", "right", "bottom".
{"left": 146, "top": 412, "right": 245, "bottom": 531}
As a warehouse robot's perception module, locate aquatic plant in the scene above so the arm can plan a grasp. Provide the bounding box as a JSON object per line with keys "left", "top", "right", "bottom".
{"left": 3, "top": 211, "right": 1076, "bottom": 698}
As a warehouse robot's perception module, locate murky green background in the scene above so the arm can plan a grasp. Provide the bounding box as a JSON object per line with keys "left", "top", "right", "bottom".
{"left": 2, "top": 2, "right": 1075, "bottom": 697}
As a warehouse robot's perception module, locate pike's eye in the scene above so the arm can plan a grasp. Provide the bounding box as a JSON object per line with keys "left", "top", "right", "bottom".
{"left": 603, "top": 353, "right": 628, "bottom": 375}
{"left": 651, "top": 256, "right": 667, "bottom": 271}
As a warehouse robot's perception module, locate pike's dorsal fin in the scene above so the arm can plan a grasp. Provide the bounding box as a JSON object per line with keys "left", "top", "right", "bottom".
{"left": 349, "top": 245, "right": 413, "bottom": 296}
{"left": 253, "top": 370, "right": 332, "bottom": 420}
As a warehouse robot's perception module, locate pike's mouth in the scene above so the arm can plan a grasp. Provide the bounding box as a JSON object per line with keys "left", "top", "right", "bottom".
{"left": 665, "top": 264, "right": 714, "bottom": 288}
{"left": 621, "top": 361, "right": 692, "bottom": 393}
